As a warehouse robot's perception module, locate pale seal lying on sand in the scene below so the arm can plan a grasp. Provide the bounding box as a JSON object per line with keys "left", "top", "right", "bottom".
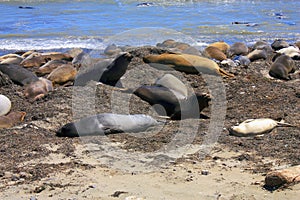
{"left": 0, "top": 64, "right": 39, "bottom": 85}
{"left": 0, "top": 111, "right": 26, "bottom": 129}
{"left": 75, "top": 52, "right": 133, "bottom": 86}
{"left": 268, "top": 54, "right": 296, "bottom": 80}
{"left": 143, "top": 53, "right": 234, "bottom": 77}
{"left": 0, "top": 94, "right": 11, "bottom": 116}
{"left": 276, "top": 46, "right": 300, "bottom": 59}
{"left": 228, "top": 118, "right": 296, "bottom": 137}
{"left": 56, "top": 113, "right": 159, "bottom": 137}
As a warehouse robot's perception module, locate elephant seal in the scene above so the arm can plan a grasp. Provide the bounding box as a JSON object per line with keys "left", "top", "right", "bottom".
{"left": 246, "top": 49, "right": 267, "bottom": 61}
{"left": 0, "top": 64, "right": 39, "bottom": 85}
{"left": 143, "top": 53, "right": 234, "bottom": 77}
{"left": 203, "top": 46, "right": 227, "bottom": 61}
{"left": 21, "top": 52, "right": 72, "bottom": 68}
{"left": 269, "top": 54, "right": 296, "bottom": 80}
{"left": 47, "top": 64, "right": 77, "bottom": 85}
{"left": 0, "top": 54, "right": 23, "bottom": 65}
{"left": 36, "top": 60, "right": 68, "bottom": 76}
{"left": 155, "top": 74, "right": 188, "bottom": 99}
{"left": 276, "top": 46, "right": 300, "bottom": 59}
{"left": 0, "top": 95, "right": 11, "bottom": 116}
{"left": 228, "top": 118, "right": 295, "bottom": 137}
{"left": 133, "top": 85, "right": 211, "bottom": 120}
{"left": 24, "top": 78, "right": 53, "bottom": 102}
{"left": 75, "top": 52, "right": 133, "bottom": 86}
{"left": 208, "top": 41, "right": 230, "bottom": 54}
{"left": 228, "top": 42, "right": 248, "bottom": 57}
{"left": 0, "top": 111, "right": 26, "bottom": 129}
{"left": 56, "top": 113, "right": 159, "bottom": 137}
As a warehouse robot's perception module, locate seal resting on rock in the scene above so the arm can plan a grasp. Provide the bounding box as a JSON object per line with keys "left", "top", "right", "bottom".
{"left": 228, "top": 118, "right": 296, "bottom": 137}
{"left": 56, "top": 113, "right": 159, "bottom": 137}
{"left": 143, "top": 52, "right": 234, "bottom": 77}
{"left": 0, "top": 111, "right": 26, "bottom": 129}
{"left": 75, "top": 52, "right": 133, "bottom": 86}
{"left": 0, "top": 95, "right": 11, "bottom": 116}
{"left": 0, "top": 64, "right": 38, "bottom": 86}
{"left": 133, "top": 85, "right": 211, "bottom": 120}
{"left": 268, "top": 54, "right": 296, "bottom": 80}
{"left": 24, "top": 78, "right": 53, "bottom": 102}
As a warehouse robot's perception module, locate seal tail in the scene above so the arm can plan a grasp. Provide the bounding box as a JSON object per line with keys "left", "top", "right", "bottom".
{"left": 277, "top": 120, "right": 298, "bottom": 127}
{"left": 218, "top": 68, "right": 234, "bottom": 77}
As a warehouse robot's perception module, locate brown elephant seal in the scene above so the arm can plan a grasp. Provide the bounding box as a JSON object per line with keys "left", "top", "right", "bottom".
{"left": 228, "top": 42, "right": 248, "bottom": 57}
{"left": 271, "top": 39, "right": 289, "bottom": 50}
{"left": 75, "top": 52, "right": 133, "bottom": 86}
{"left": 133, "top": 85, "right": 211, "bottom": 120}
{"left": 56, "top": 113, "right": 159, "bottom": 137}
{"left": 208, "top": 41, "right": 230, "bottom": 53}
{"left": 0, "top": 64, "right": 39, "bottom": 86}
{"left": 246, "top": 49, "right": 267, "bottom": 61}
{"left": 228, "top": 118, "right": 295, "bottom": 137}
{"left": 24, "top": 78, "right": 53, "bottom": 102}
{"left": 47, "top": 64, "right": 77, "bottom": 85}
{"left": 0, "top": 111, "right": 26, "bottom": 129}
{"left": 269, "top": 54, "right": 296, "bottom": 80}
{"left": 143, "top": 53, "right": 234, "bottom": 77}
{"left": 0, "top": 94, "right": 11, "bottom": 116}
{"left": 203, "top": 46, "right": 227, "bottom": 61}
{"left": 36, "top": 60, "right": 68, "bottom": 76}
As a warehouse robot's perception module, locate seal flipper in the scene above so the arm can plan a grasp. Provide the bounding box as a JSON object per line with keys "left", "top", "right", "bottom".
{"left": 218, "top": 68, "right": 234, "bottom": 77}
{"left": 102, "top": 126, "right": 124, "bottom": 135}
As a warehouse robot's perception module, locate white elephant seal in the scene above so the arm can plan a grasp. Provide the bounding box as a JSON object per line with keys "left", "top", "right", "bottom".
{"left": 56, "top": 113, "right": 159, "bottom": 137}
{"left": 228, "top": 118, "right": 295, "bottom": 137}
{"left": 0, "top": 95, "right": 11, "bottom": 116}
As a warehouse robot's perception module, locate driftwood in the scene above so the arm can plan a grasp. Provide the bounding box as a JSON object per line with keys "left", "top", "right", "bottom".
{"left": 265, "top": 165, "right": 300, "bottom": 188}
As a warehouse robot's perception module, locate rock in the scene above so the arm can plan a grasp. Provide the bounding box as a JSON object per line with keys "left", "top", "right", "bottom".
{"left": 0, "top": 71, "right": 12, "bottom": 86}
{"left": 265, "top": 165, "right": 300, "bottom": 188}
{"left": 271, "top": 39, "right": 289, "bottom": 50}
{"left": 0, "top": 94, "right": 11, "bottom": 116}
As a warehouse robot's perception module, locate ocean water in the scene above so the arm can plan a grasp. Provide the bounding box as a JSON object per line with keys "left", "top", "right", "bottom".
{"left": 0, "top": 0, "right": 299, "bottom": 55}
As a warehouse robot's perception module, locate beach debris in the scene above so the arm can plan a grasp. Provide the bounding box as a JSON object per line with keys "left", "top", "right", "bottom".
{"left": 228, "top": 118, "right": 296, "bottom": 137}
{"left": 0, "top": 94, "right": 11, "bottom": 116}
{"left": 265, "top": 165, "right": 300, "bottom": 189}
